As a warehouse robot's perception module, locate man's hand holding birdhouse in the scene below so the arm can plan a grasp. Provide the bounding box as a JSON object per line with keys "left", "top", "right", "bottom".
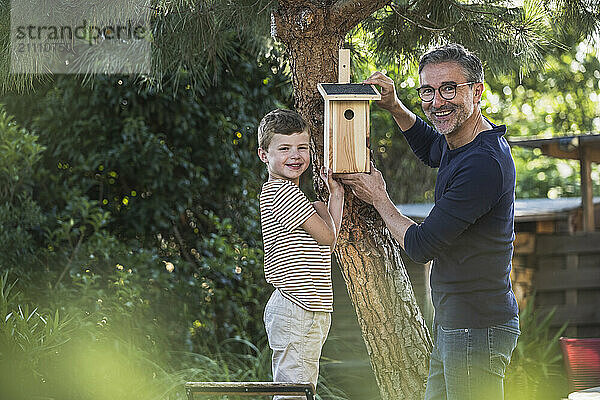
{"left": 363, "top": 71, "right": 416, "bottom": 132}
{"left": 340, "top": 164, "right": 415, "bottom": 249}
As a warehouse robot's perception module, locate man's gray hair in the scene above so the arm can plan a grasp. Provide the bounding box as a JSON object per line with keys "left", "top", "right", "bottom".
{"left": 418, "top": 43, "right": 484, "bottom": 83}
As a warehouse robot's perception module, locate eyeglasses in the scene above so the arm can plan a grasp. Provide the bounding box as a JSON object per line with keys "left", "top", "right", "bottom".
{"left": 416, "top": 82, "right": 477, "bottom": 102}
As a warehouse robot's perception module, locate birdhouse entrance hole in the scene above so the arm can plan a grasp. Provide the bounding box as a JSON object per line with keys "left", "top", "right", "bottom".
{"left": 344, "top": 109, "right": 354, "bottom": 120}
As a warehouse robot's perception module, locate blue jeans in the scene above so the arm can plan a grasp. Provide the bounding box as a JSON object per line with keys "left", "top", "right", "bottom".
{"left": 424, "top": 316, "right": 520, "bottom": 400}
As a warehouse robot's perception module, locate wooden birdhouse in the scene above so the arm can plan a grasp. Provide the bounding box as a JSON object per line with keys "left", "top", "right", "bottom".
{"left": 318, "top": 49, "right": 380, "bottom": 173}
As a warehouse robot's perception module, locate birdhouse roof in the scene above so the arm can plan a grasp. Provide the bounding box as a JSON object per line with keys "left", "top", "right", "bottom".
{"left": 318, "top": 83, "right": 381, "bottom": 101}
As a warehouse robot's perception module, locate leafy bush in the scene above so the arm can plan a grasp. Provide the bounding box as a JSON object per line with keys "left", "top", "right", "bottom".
{"left": 0, "top": 272, "right": 71, "bottom": 400}
{"left": 0, "top": 109, "right": 45, "bottom": 268}
{"left": 505, "top": 295, "right": 568, "bottom": 400}
{"left": 0, "top": 272, "right": 271, "bottom": 400}
{"left": 5, "top": 46, "right": 290, "bottom": 247}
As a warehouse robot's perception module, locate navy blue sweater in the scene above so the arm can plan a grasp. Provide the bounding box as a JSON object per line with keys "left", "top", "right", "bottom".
{"left": 404, "top": 116, "right": 519, "bottom": 328}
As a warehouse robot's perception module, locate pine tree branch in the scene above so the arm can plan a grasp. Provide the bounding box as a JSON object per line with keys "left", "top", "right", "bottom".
{"left": 390, "top": 3, "right": 462, "bottom": 32}
{"left": 450, "top": 2, "right": 521, "bottom": 32}
{"left": 332, "top": 0, "right": 392, "bottom": 32}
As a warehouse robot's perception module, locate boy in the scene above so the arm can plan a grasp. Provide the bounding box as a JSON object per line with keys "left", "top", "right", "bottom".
{"left": 257, "top": 109, "right": 344, "bottom": 399}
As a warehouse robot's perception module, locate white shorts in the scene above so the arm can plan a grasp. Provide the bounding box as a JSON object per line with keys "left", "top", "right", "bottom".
{"left": 263, "top": 289, "right": 331, "bottom": 400}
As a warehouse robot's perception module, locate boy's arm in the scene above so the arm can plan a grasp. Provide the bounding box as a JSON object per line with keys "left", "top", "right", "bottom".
{"left": 302, "top": 168, "right": 344, "bottom": 251}
{"left": 326, "top": 187, "right": 344, "bottom": 251}
{"left": 302, "top": 205, "right": 336, "bottom": 246}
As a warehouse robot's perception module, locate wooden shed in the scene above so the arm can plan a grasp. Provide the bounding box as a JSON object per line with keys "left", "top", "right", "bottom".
{"left": 509, "top": 134, "right": 600, "bottom": 232}
{"left": 507, "top": 134, "right": 600, "bottom": 336}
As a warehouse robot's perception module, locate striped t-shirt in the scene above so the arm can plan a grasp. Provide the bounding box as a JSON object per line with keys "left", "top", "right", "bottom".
{"left": 259, "top": 179, "right": 333, "bottom": 312}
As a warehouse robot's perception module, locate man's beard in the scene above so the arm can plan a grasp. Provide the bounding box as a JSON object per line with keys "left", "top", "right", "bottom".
{"left": 425, "top": 103, "right": 472, "bottom": 135}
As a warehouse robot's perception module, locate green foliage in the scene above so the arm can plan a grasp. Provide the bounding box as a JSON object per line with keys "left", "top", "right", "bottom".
{"left": 4, "top": 1, "right": 597, "bottom": 94}
{"left": 505, "top": 295, "right": 569, "bottom": 400}
{"left": 0, "top": 41, "right": 289, "bottom": 344}
{"left": 151, "top": 1, "right": 275, "bottom": 92}
{"left": 0, "top": 272, "right": 281, "bottom": 400}
{"left": 37, "top": 204, "right": 267, "bottom": 349}
{"left": 2, "top": 44, "right": 290, "bottom": 251}
{"left": 512, "top": 147, "right": 582, "bottom": 199}
{"left": 351, "top": 29, "right": 600, "bottom": 201}
{"left": 485, "top": 41, "right": 600, "bottom": 198}
{"left": 0, "top": 272, "right": 73, "bottom": 400}
{"left": 486, "top": 41, "right": 600, "bottom": 138}
{"left": 356, "top": 0, "right": 599, "bottom": 79}
{"left": 0, "top": 109, "right": 44, "bottom": 199}
{"left": 185, "top": 211, "right": 268, "bottom": 346}
{"left": 0, "top": 109, "right": 46, "bottom": 267}
{"left": 0, "top": 42, "right": 291, "bottom": 397}
{"left": 0, "top": 26, "right": 353, "bottom": 398}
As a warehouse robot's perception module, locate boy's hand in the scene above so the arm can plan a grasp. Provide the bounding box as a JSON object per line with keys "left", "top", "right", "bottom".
{"left": 312, "top": 200, "right": 328, "bottom": 214}
{"left": 320, "top": 166, "right": 344, "bottom": 197}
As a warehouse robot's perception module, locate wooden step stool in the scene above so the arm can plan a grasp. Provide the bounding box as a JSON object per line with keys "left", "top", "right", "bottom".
{"left": 185, "top": 382, "right": 316, "bottom": 400}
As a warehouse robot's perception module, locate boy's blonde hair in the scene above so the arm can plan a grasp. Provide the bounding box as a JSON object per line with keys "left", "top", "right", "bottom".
{"left": 257, "top": 109, "right": 309, "bottom": 150}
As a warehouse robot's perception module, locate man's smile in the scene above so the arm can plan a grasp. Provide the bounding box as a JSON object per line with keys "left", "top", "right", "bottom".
{"left": 432, "top": 108, "right": 455, "bottom": 118}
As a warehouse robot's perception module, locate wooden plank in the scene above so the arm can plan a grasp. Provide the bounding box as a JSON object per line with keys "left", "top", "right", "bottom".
{"left": 535, "top": 268, "right": 600, "bottom": 291}
{"left": 331, "top": 101, "right": 369, "bottom": 173}
{"left": 510, "top": 135, "right": 600, "bottom": 162}
{"left": 366, "top": 97, "right": 371, "bottom": 173}
{"left": 324, "top": 99, "right": 331, "bottom": 170}
{"left": 537, "top": 304, "right": 600, "bottom": 326}
{"left": 536, "top": 291, "right": 565, "bottom": 306}
{"left": 511, "top": 266, "right": 535, "bottom": 283}
{"left": 511, "top": 255, "right": 527, "bottom": 268}
{"left": 536, "top": 233, "right": 600, "bottom": 255}
{"left": 185, "top": 382, "right": 315, "bottom": 399}
{"left": 537, "top": 255, "right": 566, "bottom": 270}
{"left": 580, "top": 254, "right": 600, "bottom": 269}
{"left": 566, "top": 254, "right": 578, "bottom": 309}
{"left": 581, "top": 146, "right": 595, "bottom": 232}
{"left": 317, "top": 83, "right": 381, "bottom": 101}
{"left": 539, "top": 140, "right": 600, "bottom": 162}
{"left": 541, "top": 142, "right": 580, "bottom": 161}
{"left": 338, "top": 49, "right": 350, "bottom": 84}
{"left": 579, "top": 136, "right": 600, "bottom": 162}
{"left": 536, "top": 220, "right": 555, "bottom": 233}
{"left": 514, "top": 232, "right": 535, "bottom": 254}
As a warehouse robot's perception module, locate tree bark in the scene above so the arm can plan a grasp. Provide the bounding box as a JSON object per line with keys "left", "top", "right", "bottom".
{"left": 272, "top": 3, "right": 433, "bottom": 399}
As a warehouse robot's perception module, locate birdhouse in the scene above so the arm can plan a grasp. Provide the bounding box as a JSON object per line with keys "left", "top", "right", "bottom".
{"left": 318, "top": 49, "right": 380, "bottom": 173}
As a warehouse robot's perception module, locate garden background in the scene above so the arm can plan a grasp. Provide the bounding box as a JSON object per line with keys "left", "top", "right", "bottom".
{"left": 1, "top": 3, "right": 600, "bottom": 399}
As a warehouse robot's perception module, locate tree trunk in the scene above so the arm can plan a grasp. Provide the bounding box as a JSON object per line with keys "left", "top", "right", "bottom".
{"left": 272, "top": 3, "right": 433, "bottom": 399}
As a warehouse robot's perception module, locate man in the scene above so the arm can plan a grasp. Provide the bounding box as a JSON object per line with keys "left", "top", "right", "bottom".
{"left": 341, "top": 43, "right": 520, "bottom": 400}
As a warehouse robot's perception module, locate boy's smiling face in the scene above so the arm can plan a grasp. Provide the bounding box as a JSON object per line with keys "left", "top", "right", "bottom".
{"left": 258, "top": 130, "right": 310, "bottom": 185}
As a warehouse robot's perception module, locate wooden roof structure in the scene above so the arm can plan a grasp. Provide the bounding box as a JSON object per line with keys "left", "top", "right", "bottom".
{"left": 508, "top": 134, "right": 600, "bottom": 232}
{"left": 397, "top": 197, "right": 600, "bottom": 222}
{"left": 317, "top": 83, "right": 381, "bottom": 101}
